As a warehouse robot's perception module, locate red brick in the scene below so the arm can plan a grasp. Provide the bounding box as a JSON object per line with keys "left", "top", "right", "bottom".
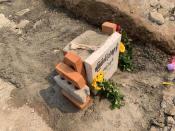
{"left": 102, "top": 22, "right": 117, "bottom": 35}
{"left": 63, "top": 52, "right": 86, "bottom": 79}
{"left": 62, "top": 89, "right": 91, "bottom": 109}
{"left": 56, "top": 62, "right": 86, "bottom": 89}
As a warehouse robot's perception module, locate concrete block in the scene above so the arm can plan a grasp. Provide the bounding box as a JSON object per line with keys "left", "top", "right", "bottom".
{"left": 56, "top": 62, "right": 86, "bottom": 89}
{"left": 84, "top": 32, "right": 121, "bottom": 84}
{"left": 63, "top": 52, "right": 86, "bottom": 79}
{"left": 61, "top": 89, "right": 91, "bottom": 110}
{"left": 54, "top": 75, "right": 90, "bottom": 104}
{"left": 102, "top": 22, "right": 117, "bottom": 35}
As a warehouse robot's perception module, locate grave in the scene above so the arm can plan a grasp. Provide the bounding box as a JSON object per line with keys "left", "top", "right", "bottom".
{"left": 54, "top": 22, "right": 122, "bottom": 109}
{"left": 64, "top": 30, "right": 121, "bottom": 84}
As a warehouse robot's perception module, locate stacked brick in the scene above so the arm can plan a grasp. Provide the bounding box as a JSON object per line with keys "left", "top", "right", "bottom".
{"left": 54, "top": 52, "right": 91, "bottom": 109}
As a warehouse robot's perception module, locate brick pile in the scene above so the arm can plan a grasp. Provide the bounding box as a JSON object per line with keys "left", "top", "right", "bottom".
{"left": 55, "top": 52, "right": 91, "bottom": 109}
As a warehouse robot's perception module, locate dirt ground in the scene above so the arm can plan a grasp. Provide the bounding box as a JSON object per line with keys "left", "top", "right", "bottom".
{"left": 0, "top": 0, "right": 171, "bottom": 131}
{"left": 48, "top": 0, "right": 175, "bottom": 55}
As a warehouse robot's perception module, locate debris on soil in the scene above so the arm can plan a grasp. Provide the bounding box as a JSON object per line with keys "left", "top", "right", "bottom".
{"left": 70, "top": 43, "right": 99, "bottom": 51}
{"left": 33, "top": 20, "right": 42, "bottom": 29}
{"left": 149, "top": 0, "right": 175, "bottom": 24}
{"left": 149, "top": 11, "right": 165, "bottom": 25}
{"left": 0, "top": 13, "right": 29, "bottom": 34}
{"left": 15, "top": 19, "right": 30, "bottom": 29}
{"left": 16, "top": 8, "right": 30, "bottom": 16}
{"left": 0, "top": 13, "right": 15, "bottom": 28}
{"left": 169, "top": 16, "right": 175, "bottom": 21}
{"left": 149, "top": 86, "right": 175, "bottom": 131}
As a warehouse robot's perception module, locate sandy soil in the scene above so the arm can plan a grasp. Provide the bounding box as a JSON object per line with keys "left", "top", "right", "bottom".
{"left": 48, "top": 0, "right": 175, "bottom": 55}
{"left": 0, "top": 79, "right": 52, "bottom": 131}
{"left": 0, "top": 0, "right": 170, "bottom": 131}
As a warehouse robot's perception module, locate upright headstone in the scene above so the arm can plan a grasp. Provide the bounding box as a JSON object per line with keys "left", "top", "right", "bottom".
{"left": 84, "top": 32, "right": 121, "bottom": 84}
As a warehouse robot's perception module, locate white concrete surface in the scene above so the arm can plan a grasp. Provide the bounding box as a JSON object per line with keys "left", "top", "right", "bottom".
{"left": 84, "top": 32, "right": 121, "bottom": 83}
{"left": 54, "top": 75, "right": 90, "bottom": 104}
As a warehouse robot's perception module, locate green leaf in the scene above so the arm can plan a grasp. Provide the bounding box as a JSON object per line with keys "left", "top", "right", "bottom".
{"left": 119, "top": 29, "right": 133, "bottom": 72}
{"left": 98, "top": 80, "right": 124, "bottom": 109}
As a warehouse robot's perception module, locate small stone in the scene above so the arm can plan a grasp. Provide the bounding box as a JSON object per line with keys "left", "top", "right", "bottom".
{"left": 31, "top": 108, "right": 35, "bottom": 113}
{"left": 163, "top": 126, "right": 171, "bottom": 131}
{"left": 16, "top": 8, "right": 30, "bottom": 16}
{"left": 152, "top": 8, "right": 158, "bottom": 12}
{"left": 164, "top": 105, "right": 175, "bottom": 116}
{"left": 151, "top": 118, "right": 165, "bottom": 128}
{"left": 161, "top": 101, "right": 167, "bottom": 108}
{"left": 159, "top": 0, "right": 175, "bottom": 10}
{"left": 167, "top": 116, "right": 175, "bottom": 126}
{"left": 150, "top": 0, "right": 159, "bottom": 7}
{"left": 173, "top": 98, "right": 175, "bottom": 105}
{"left": 170, "top": 16, "right": 175, "bottom": 21}
{"left": 33, "top": 20, "right": 42, "bottom": 29}
{"left": 158, "top": 8, "right": 169, "bottom": 17}
{"left": 149, "top": 11, "right": 165, "bottom": 25}
{"left": 53, "top": 49, "right": 61, "bottom": 55}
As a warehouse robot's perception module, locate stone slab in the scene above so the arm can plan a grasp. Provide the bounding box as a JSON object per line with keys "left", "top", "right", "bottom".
{"left": 54, "top": 75, "right": 90, "bottom": 104}
{"left": 84, "top": 32, "right": 121, "bottom": 83}
{"left": 64, "top": 30, "right": 108, "bottom": 60}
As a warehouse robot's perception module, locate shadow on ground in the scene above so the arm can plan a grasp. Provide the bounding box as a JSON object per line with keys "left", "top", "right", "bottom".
{"left": 40, "top": 70, "right": 80, "bottom": 113}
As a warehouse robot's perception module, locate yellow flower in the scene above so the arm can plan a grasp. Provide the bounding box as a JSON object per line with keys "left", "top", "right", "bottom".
{"left": 91, "top": 71, "right": 104, "bottom": 91}
{"left": 119, "top": 42, "right": 125, "bottom": 53}
{"left": 96, "top": 71, "right": 104, "bottom": 81}
{"left": 95, "top": 86, "right": 102, "bottom": 91}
